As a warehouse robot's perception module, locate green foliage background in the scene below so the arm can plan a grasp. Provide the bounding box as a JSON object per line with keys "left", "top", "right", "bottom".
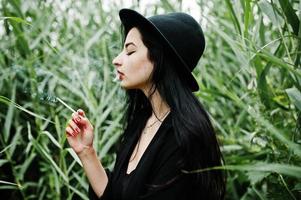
{"left": 0, "top": 0, "right": 300, "bottom": 199}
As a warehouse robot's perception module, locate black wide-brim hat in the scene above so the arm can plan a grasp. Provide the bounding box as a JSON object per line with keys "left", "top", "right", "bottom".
{"left": 119, "top": 8, "right": 206, "bottom": 92}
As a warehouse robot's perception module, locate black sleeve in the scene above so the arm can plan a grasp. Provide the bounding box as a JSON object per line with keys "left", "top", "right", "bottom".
{"left": 88, "top": 168, "right": 112, "bottom": 200}
{"left": 139, "top": 147, "right": 192, "bottom": 200}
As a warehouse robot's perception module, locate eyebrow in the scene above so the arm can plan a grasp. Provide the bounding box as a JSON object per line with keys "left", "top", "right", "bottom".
{"left": 124, "top": 42, "right": 136, "bottom": 48}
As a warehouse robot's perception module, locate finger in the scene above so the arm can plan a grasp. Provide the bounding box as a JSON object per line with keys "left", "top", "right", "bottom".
{"left": 77, "top": 109, "right": 85, "bottom": 117}
{"left": 66, "top": 130, "right": 73, "bottom": 137}
{"left": 68, "top": 119, "right": 80, "bottom": 134}
{"left": 73, "top": 113, "right": 89, "bottom": 126}
{"left": 66, "top": 126, "right": 75, "bottom": 137}
{"left": 72, "top": 112, "right": 81, "bottom": 124}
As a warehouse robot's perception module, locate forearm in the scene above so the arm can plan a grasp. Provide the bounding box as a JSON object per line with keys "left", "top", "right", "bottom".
{"left": 78, "top": 147, "right": 108, "bottom": 198}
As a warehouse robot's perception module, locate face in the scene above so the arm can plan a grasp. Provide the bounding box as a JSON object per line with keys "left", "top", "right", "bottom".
{"left": 112, "top": 27, "right": 154, "bottom": 91}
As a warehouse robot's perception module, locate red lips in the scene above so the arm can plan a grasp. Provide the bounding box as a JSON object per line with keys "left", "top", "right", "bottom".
{"left": 117, "top": 70, "right": 124, "bottom": 75}
{"left": 117, "top": 70, "right": 124, "bottom": 80}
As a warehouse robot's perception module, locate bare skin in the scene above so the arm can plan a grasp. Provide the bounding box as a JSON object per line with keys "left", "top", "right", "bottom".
{"left": 65, "top": 27, "right": 170, "bottom": 197}
{"left": 117, "top": 81, "right": 171, "bottom": 174}
{"left": 65, "top": 109, "right": 108, "bottom": 197}
{"left": 112, "top": 27, "right": 171, "bottom": 174}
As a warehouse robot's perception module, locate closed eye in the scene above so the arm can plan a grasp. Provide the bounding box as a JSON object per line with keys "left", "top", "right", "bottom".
{"left": 126, "top": 51, "right": 135, "bottom": 56}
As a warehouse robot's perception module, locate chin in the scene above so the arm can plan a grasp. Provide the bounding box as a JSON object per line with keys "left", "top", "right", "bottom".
{"left": 120, "top": 82, "right": 141, "bottom": 90}
{"left": 120, "top": 82, "right": 133, "bottom": 90}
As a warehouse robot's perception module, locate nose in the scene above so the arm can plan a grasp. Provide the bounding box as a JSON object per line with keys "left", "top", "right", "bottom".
{"left": 112, "top": 53, "right": 122, "bottom": 68}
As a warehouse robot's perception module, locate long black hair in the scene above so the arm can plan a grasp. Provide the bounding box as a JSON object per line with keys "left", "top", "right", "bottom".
{"left": 119, "top": 25, "right": 226, "bottom": 199}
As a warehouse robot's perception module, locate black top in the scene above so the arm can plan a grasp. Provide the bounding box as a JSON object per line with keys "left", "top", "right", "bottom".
{"left": 88, "top": 111, "right": 198, "bottom": 200}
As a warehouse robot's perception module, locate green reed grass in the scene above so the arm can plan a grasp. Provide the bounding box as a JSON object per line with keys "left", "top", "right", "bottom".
{"left": 0, "top": 0, "right": 300, "bottom": 199}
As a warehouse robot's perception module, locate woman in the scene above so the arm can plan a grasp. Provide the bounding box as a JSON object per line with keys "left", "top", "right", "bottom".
{"left": 65, "top": 8, "right": 226, "bottom": 199}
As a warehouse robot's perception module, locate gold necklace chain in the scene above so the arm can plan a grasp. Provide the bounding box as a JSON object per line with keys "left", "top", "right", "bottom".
{"left": 129, "top": 109, "right": 171, "bottom": 163}
{"left": 143, "top": 110, "right": 170, "bottom": 134}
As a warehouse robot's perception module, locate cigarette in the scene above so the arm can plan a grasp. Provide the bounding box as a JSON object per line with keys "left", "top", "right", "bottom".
{"left": 56, "top": 97, "right": 76, "bottom": 113}
{"left": 112, "top": 72, "right": 119, "bottom": 82}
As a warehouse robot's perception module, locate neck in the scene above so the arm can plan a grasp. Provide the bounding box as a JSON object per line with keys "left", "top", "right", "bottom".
{"left": 142, "top": 87, "right": 170, "bottom": 119}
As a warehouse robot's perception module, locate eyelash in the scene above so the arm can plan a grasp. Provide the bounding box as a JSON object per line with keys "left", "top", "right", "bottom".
{"left": 126, "top": 51, "right": 135, "bottom": 56}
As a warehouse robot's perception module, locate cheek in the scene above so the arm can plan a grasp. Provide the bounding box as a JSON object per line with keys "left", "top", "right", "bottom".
{"left": 136, "top": 62, "right": 153, "bottom": 81}
{"left": 126, "top": 57, "right": 153, "bottom": 81}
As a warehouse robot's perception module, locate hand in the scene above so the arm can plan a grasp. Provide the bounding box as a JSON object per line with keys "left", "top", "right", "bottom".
{"left": 65, "top": 109, "right": 94, "bottom": 155}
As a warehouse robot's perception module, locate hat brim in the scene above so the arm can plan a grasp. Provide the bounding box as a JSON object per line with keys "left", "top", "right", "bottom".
{"left": 119, "top": 9, "right": 199, "bottom": 92}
